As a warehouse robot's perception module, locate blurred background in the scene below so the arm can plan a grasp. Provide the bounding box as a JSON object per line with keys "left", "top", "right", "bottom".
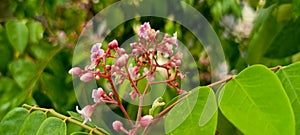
{"left": 0, "top": 0, "right": 299, "bottom": 133}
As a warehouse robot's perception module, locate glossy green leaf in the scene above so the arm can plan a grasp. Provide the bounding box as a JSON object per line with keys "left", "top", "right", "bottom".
{"left": 18, "top": 111, "right": 46, "bottom": 135}
{"left": 26, "top": 20, "right": 44, "bottom": 44}
{"left": 9, "top": 59, "right": 37, "bottom": 88}
{"left": 217, "top": 110, "right": 243, "bottom": 135}
{"left": 36, "top": 117, "right": 66, "bottom": 135}
{"left": 0, "top": 107, "right": 29, "bottom": 135}
{"left": 5, "top": 20, "right": 28, "bottom": 54}
{"left": 276, "top": 62, "right": 300, "bottom": 135}
{"left": 219, "top": 65, "right": 295, "bottom": 135}
{"left": 165, "top": 87, "right": 218, "bottom": 135}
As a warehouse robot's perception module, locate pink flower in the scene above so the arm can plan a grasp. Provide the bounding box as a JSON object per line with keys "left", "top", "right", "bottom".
{"left": 171, "top": 32, "right": 178, "bottom": 47}
{"left": 108, "top": 39, "right": 118, "bottom": 49}
{"left": 80, "top": 72, "right": 94, "bottom": 82}
{"left": 92, "top": 87, "right": 106, "bottom": 103}
{"left": 128, "top": 64, "right": 140, "bottom": 79}
{"left": 68, "top": 67, "right": 83, "bottom": 76}
{"left": 90, "top": 43, "right": 105, "bottom": 68}
{"left": 139, "top": 22, "right": 151, "bottom": 38}
{"left": 112, "top": 120, "right": 123, "bottom": 132}
{"left": 140, "top": 115, "right": 153, "bottom": 127}
{"left": 115, "top": 54, "right": 128, "bottom": 67}
{"left": 129, "top": 90, "right": 138, "bottom": 100}
{"left": 76, "top": 105, "right": 94, "bottom": 124}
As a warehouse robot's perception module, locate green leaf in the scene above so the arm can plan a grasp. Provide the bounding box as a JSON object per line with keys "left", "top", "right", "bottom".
{"left": 70, "top": 132, "right": 90, "bottom": 135}
{"left": 26, "top": 20, "right": 44, "bottom": 44}
{"left": 264, "top": 16, "right": 300, "bottom": 58}
{"left": 0, "top": 25, "right": 13, "bottom": 73}
{"left": 293, "top": 0, "right": 300, "bottom": 17}
{"left": 247, "top": 4, "right": 300, "bottom": 62}
{"left": 36, "top": 117, "right": 66, "bottom": 135}
{"left": 18, "top": 111, "right": 47, "bottom": 135}
{"left": 9, "top": 59, "right": 37, "bottom": 88}
{"left": 219, "top": 65, "right": 295, "bottom": 135}
{"left": 0, "top": 107, "right": 29, "bottom": 135}
{"left": 0, "top": 77, "right": 22, "bottom": 120}
{"left": 165, "top": 87, "right": 218, "bottom": 135}
{"left": 41, "top": 73, "right": 68, "bottom": 111}
{"left": 5, "top": 20, "right": 28, "bottom": 54}
{"left": 217, "top": 110, "right": 243, "bottom": 135}
{"left": 276, "top": 62, "right": 300, "bottom": 135}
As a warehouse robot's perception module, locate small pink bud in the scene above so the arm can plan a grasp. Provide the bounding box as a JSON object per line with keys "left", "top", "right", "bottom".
{"left": 175, "top": 60, "right": 181, "bottom": 66}
{"left": 115, "top": 54, "right": 128, "bottom": 67}
{"left": 117, "top": 48, "right": 126, "bottom": 55}
{"left": 68, "top": 67, "right": 82, "bottom": 76}
{"left": 112, "top": 120, "right": 123, "bottom": 132}
{"left": 140, "top": 115, "right": 153, "bottom": 127}
{"left": 129, "top": 90, "right": 138, "bottom": 100}
{"left": 80, "top": 72, "right": 94, "bottom": 82}
{"left": 106, "top": 65, "right": 111, "bottom": 70}
{"left": 95, "top": 75, "right": 100, "bottom": 80}
{"left": 178, "top": 90, "right": 186, "bottom": 95}
{"left": 180, "top": 73, "right": 185, "bottom": 79}
{"left": 108, "top": 39, "right": 118, "bottom": 49}
{"left": 109, "top": 92, "right": 113, "bottom": 97}
{"left": 170, "top": 62, "right": 176, "bottom": 67}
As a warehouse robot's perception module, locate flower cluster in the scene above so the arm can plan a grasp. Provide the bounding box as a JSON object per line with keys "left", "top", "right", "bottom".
{"left": 69, "top": 22, "right": 185, "bottom": 135}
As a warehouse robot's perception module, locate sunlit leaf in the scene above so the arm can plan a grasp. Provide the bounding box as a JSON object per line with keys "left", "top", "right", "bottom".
{"left": 219, "top": 65, "right": 295, "bottom": 135}
{"left": 276, "top": 62, "right": 300, "bottom": 135}
{"left": 165, "top": 87, "right": 218, "bottom": 135}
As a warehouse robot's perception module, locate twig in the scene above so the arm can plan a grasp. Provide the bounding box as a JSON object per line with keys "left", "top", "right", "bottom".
{"left": 22, "top": 104, "right": 106, "bottom": 135}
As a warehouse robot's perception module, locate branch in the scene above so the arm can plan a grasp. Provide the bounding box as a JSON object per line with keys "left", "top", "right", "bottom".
{"left": 22, "top": 104, "right": 106, "bottom": 135}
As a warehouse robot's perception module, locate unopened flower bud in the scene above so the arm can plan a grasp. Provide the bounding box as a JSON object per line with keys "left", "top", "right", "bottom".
{"left": 178, "top": 90, "right": 186, "bottom": 95}
{"left": 112, "top": 121, "right": 123, "bottom": 132}
{"left": 115, "top": 54, "right": 128, "bottom": 67}
{"left": 140, "top": 115, "right": 153, "bottom": 127}
{"left": 180, "top": 73, "right": 185, "bottom": 79}
{"left": 106, "top": 65, "right": 111, "bottom": 70}
{"left": 175, "top": 60, "right": 181, "bottom": 66}
{"left": 117, "top": 48, "right": 126, "bottom": 55}
{"left": 108, "top": 39, "right": 118, "bottom": 49}
{"left": 109, "top": 92, "right": 113, "bottom": 97}
{"left": 129, "top": 90, "right": 138, "bottom": 100}
{"left": 68, "top": 67, "right": 83, "bottom": 76}
{"left": 95, "top": 75, "right": 100, "bottom": 80}
{"left": 80, "top": 72, "right": 94, "bottom": 82}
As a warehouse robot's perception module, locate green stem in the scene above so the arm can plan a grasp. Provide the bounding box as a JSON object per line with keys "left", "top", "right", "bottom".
{"left": 22, "top": 104, "right": 106, "bottom": 135}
